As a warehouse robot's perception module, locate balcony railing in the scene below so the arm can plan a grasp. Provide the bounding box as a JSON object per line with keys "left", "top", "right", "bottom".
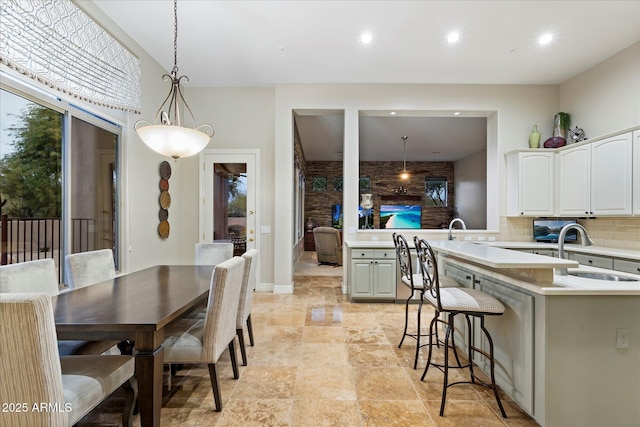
{"left": 0, "top": 215, "right": 114, "bottom": 282}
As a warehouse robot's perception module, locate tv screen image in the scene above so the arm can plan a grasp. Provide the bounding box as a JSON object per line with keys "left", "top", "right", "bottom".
{"left": 533, "top": 219, "right": 577, "bottom": 242}
{"left": 380, "top": 205, "right": 421, "bottom": 229}
{"left": 331, "top": 204, "right": 343, "bottom": 229}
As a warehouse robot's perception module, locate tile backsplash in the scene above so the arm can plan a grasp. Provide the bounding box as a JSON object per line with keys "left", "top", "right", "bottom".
{"left": 500, "top": 217, "right": 640, "bottom": 251}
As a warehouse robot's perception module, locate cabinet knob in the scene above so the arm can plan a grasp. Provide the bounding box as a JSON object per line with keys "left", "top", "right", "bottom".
{"left": 474, "top": 279, "right": 481, "bottom": 284}
{"left": 588, "top": 260, "right": 593, "bottom": 264}
{"left": 465, "top": 275, "right": 471, "bottom": 280}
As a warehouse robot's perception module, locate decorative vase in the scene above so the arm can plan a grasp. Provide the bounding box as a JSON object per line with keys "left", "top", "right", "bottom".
{"left": 528, "top": 124, "right": 541, "bottom": 148}
{"left": 305, "top": 217, "right": 314, "bottom": 231}
{"left": 553, "top": 113, "right": 570, "bottom": 140}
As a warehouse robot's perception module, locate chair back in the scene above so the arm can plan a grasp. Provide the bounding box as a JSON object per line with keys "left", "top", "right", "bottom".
{"left": 64, "top": 249, "right": 115, "bottom": 289}
{"left": 238, "top": 249, "right": 259, "bottom": 328}
{"left": 313, "top": 227, "right": 342, "bottom": 265}
{"left": 195, "top": 242, "right": 234, "bottom": 265}
{"left": 0, "top": 293, "right": 68, "bottom": 426}
{"left": 0, "top": 258, "right": 59, "bottom": 296}
{"left": 201, "top": 256, "right": 245, "bottom": 362}
{"left": 414, "top": 237, "right": 443, "bottom": 310}
{"left": 393, "top": 233, "right": 415, "bottom": 289}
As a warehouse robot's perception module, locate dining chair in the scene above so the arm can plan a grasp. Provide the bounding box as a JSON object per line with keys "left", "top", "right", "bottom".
{"left": 163, "top": 256, "right": 245, "bottom": 411}
{"left": 194, "top": 242, "right": 234, "bottom": 265}
{"left": 415, "top": 238, "right": 507, "bottom": 418}
{"left": 0, "top": 293, "right": 137, "bottom": 427}
{"left": 0, "top": 259, "right": 117, "bottom": 356}
{"left": 237, "top": 249, "right": 259, "bottom": 366}
{"left": 64, "top": 248, "right": 116, "bottom": 289}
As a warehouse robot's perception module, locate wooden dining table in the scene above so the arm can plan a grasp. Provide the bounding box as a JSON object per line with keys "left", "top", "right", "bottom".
{"left": 52, "top": 264, "right": 215, "bottom": 427}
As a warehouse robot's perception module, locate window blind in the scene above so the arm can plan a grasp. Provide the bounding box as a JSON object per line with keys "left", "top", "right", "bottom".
{"left": 0, "top": 0, "right": 141, "bottom": 113}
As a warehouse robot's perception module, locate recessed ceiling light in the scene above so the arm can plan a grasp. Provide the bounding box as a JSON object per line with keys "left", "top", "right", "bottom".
{"left": 447, "top": 32, "right": 460, "bottom": 43}
{"left": 389, "top": 111, "right": 397, "bottom": 115}
{"left": 538, "top": 33, "right": 553, "bottom": 45}
{"left": 453, "top": 111, "right": 460, "bottom": 116}
{"left": 360, "top": 33, "right": 373, "bottom": 44}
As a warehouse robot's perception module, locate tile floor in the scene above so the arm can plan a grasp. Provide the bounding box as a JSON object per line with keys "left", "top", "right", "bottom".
{"left": 79, "top": 254, "right": 539, "bottom": 426}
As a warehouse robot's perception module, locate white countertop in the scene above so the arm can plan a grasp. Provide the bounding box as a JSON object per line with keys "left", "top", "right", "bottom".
{"left": 344, "top": 239, "right": 640, "bottom": 295}
{"left": 479, "top": 241, "right": 640, "bottom": 261}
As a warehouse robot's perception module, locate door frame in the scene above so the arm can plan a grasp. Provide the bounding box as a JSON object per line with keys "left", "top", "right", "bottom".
{"left": 199, "top": 148, "right": 260, "bottom": 283}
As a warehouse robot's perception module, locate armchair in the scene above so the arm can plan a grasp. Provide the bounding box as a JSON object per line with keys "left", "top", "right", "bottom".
{"left": 313, "top": 227, "right": 343, "bottom": 266}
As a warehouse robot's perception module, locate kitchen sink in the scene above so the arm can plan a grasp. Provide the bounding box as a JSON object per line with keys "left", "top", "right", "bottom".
{"left": 568, "top": 272, "right": 639, "bottom": 282}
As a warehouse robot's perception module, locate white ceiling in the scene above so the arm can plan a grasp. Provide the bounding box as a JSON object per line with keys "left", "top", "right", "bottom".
{"left": 92, "top": 0, "right": 640, "bottom": 161}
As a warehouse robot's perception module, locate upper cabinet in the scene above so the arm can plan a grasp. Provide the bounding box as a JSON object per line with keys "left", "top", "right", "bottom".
{"left": 507, "top": 128, "right": 637, "bottom": 218}
{"left": 506, "top": 151, "right": 554, "bottom": 216}
{"left": 633, "top": 130, "right": 640, "bottom": 216}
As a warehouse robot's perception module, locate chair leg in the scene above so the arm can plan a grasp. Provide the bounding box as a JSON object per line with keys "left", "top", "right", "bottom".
{"left": 420, "top": 315, "right": 439, "bottom": 381}
{"left": 207, "top": 363, "right": 223, "bottom": 412}
{"left": 413, "top": 295, "right": 423, "bottom": 369}
{"left": 440, "top": 314, "right": 455, "bottom": 416}
{"left": 121, "top": 376, "right": 137, "bottom": 427}
{"left": 237, "top": 328, "right": 248, "bottom": 366}
{"left": 229, "top": 340, "right": 239, "bottom": 379}
{"left": 247, "top": 314, "right": 254, "bottom": 346}
{"left": 398, "top": 290, "right": 413, "bottom": 348}
{"left": 480, "top": 316, "right": 507, "bottom": 418}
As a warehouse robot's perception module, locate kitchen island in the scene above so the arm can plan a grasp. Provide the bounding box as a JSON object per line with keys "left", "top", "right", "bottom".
{"left": 344, "top": 240, "right": 640, "bottom": 427}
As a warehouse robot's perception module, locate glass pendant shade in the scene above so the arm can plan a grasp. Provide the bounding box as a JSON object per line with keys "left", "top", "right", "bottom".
{"left": 136, "top": 124, "right": 211, "bottom": 159}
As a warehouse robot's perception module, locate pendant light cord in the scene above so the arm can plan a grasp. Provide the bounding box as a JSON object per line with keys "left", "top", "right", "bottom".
{"left": 402, "top": 135, "right": 408, "bottom": 172}
{"left": 172, "top": 0, "right": 178, "bottom": 75}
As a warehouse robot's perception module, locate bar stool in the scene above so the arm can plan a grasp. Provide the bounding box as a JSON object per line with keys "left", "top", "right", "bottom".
{"left": 415, "top": 237, "right": 507, "bottom": 418}
{"left": 394, "top": 233, "right": 458, "bottom": 369}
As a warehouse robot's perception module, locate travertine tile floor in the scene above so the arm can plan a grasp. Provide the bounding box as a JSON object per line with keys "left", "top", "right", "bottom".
{"left": 79, "top": 268, "right": 539, "bottom": 426}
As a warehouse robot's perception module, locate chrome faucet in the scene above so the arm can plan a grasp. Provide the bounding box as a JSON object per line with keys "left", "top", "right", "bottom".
{"left": 557, "top": 223, "right": 593, "bottom": 275}
{"left": 448, "top": 217, "right": 467, "bottom": 240}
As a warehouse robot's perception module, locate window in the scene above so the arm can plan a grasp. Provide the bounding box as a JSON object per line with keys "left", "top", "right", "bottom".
{"left": 0, "top": 86, "right": 121, "bottom": 281}
{"left": 425, "top": 177, "right": 448, "bottom": 207}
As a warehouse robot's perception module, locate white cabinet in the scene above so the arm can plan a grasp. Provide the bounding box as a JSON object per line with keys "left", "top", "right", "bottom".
{"left": 590, "top": 133, "right": 632, "bottom": 215}
{"left": 350, "top": 249, "right": 395, "bottom": 300}
{"left": 633, "top": 130, "right": 640, "bottom": 215}
{"left": 556, "top": 132, "right": 632, "bottom": 216}
{"left": 557, "top": 144, "right": 591, "bottom": 215}
{"left": 506, "top": 151, "right": 554, "bottom": 216}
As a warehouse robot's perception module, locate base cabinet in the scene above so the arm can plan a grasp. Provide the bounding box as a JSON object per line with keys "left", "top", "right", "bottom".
{"left": 443, "top": 261, "right": 534, "bottom": 415}
{"left": 350, "top": 249, "right": 396, "bottom": 300}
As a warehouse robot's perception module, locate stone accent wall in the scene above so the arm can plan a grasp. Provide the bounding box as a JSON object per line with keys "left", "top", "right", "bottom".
{"left": 305, "top": 161, "right": 457, "bottom": 229}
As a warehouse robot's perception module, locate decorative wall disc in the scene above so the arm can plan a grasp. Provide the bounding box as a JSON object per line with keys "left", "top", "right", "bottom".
{"left": 158, "top": 220, "right": 170, "bottom": 238}
{"left": 159, "top": 191, "right": 171, "bottom": 209}
{"left": 159, "top": 161, "right": 172, "bottom": 179}
{"left": 159, "top": 208, "right": 169, "bottom": 222}
{"left": 159, "top": 179, "right": 169, "bottom": 191}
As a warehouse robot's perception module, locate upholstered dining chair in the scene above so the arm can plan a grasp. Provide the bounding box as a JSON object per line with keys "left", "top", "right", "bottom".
{"left": 194, "top": 242, "right": 234, "bottom": 265}
{"left": 415, "top": 238, "right": 507, "bottom": 418}
{"left": 0, "top": 293, "right": 137, "bottom": 427}
{"left": 236, "top": 249, "right": 259, "bottom": 366}
{"left": 64, "top": 249, "right": 116, "bottom": 289}
{"left": 0, "top": 259, "right": 117, "bottom": 356}
{"left": 163, "top": 256, "right": 245, "bottom": 412}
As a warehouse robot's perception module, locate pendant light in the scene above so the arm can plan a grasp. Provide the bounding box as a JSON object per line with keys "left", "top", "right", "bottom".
{"left": 135, "top": 0, "right": 214, "bottom": 159}
{"left": 399, "top": 135, "right": 409, "bottom": 180}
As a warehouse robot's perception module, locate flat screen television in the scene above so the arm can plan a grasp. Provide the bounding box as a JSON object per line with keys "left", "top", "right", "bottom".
{"left": 331, "top": 204, "right": 343, "bottom": 229}
{"left": 533, "top": 219, "right": 577, "bottom": 242}
{"left": 380, "top": 204, "right": 422, "bottom": 229}
{"left": 332, "top": 204, "right": 371, "bottom": 229}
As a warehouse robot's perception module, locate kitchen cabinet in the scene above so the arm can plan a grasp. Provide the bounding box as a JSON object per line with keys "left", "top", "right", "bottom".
{"left": 568, "top": 252, "right": 614, "bottom": 269}
{"left": 613, "top": 258, "right": 640, "bottom": 275}
{"left": 442, "top": 261, "right": 534, "bottom": 414}
{"left": 590, "top": 133, "right": 632, "bottom": 215}
{"left": 557, "top": 143, "right": 591, "bottom": 215}
{"left": 557, "top": 132, "right": 632, "bottom": 216}
{"left": 506, "top": 151, "right": 554, "bottom": 216}
{"left": 633, "top": 130, "right": 640, "bottom": 215}
{"left": 350, "top": 249, "right": 395, "bottom": 300}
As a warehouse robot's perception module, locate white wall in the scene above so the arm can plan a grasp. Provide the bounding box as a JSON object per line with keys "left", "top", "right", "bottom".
{"left": 455, "top": 149, "right": 487, "bottom": 230}
{"left": 560, "top": 42, "right": 640, "bottom": 137}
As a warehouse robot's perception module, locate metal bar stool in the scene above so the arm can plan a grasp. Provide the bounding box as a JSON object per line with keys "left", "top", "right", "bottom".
{"left": 394, "top": 233, "right": 460, "bottom": 369}
{"left": 415, "top": 237, "right": 507, "bottom": 418}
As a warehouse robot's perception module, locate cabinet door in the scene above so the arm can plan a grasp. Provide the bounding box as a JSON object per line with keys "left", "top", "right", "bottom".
{"left": 474, "top": 276, "right": 534, "bottom": 414}
{"left": 633, "top": 130, "right": 640, "bottom": 215}
{"left": 373, "top": 260, "right": 395, "bottom": 297}
{"left": 351, "top": 260, "right": 373, "bottom": 297}
{"left": 520, "top": 153, "right": 554, "bottom": 215}
{"left": 591, "top": 133, "right": 632, "bottom": 215}
{"left": 558, "top": 144, "right": 591, "bottom": 215}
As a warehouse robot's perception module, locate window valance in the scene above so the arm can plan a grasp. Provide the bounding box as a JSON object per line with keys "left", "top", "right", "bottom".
{"left": 0, "top": 0, "right": 141, "bottom": 113}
